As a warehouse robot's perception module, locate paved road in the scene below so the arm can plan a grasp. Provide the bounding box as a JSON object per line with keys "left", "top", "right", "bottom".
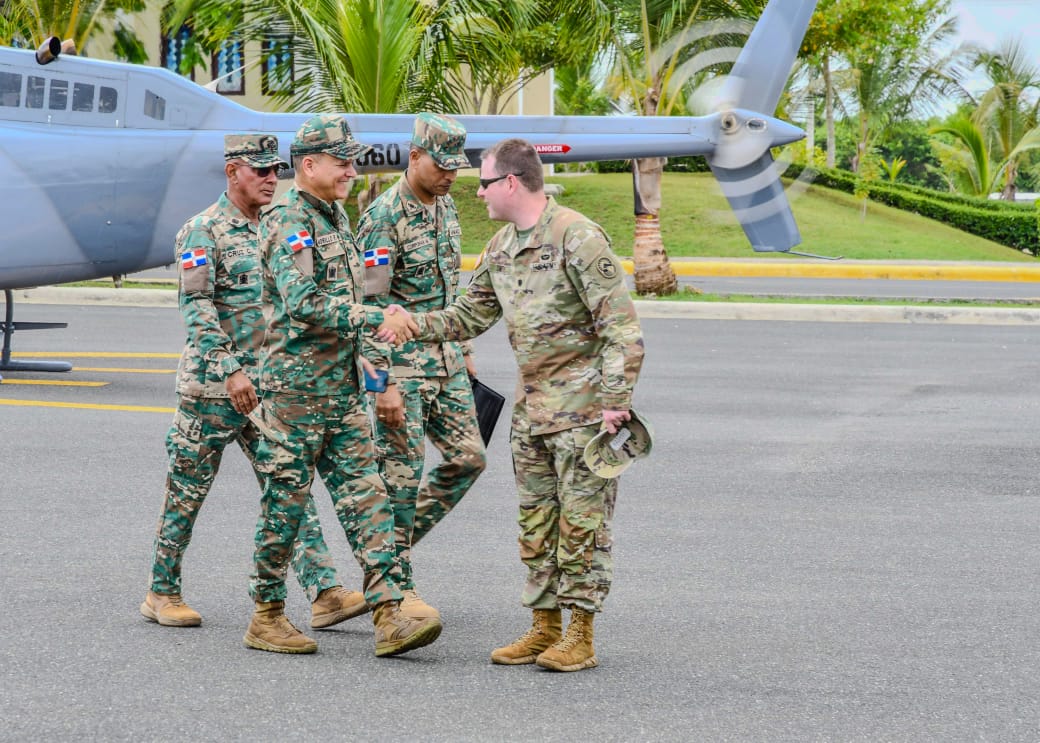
{"left": 1, "top": 305, "right": 1038, "bottom": 741}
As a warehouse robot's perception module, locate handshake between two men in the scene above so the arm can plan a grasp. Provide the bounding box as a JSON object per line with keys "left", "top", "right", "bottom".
{"left": 376, "top": 304, "right": 420, "bottom": 345}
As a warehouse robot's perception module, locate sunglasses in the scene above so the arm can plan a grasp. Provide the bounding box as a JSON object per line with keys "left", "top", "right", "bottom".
{"left": 479, "top": 173, "right": 521, "bottom": 189}
{"left": 251, "top": 165, "right": 282, "bottom": 177}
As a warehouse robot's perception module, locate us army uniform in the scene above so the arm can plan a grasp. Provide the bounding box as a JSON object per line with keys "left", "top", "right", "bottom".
{"left": 250, "top": 126, "right": 404, "bottom": 609}
{"left": 149, "top": 161, "right": 340, "bottom": 605}
{"left": 414, "top": 197, "right": 644, "bottom": 614}
{"left": 356, "top": 113, "right": 486, "bottom": 591}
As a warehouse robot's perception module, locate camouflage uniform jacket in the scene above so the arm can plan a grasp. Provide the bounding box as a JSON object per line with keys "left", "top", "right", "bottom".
{"left": 174, "top": 192, "right": 264, "bottom": 398}
{"left": 258, "top": 185, "right": 386, "bottom": 395}
{"left": 415, "top": 197, "right": 644, "bottom": 435}
{"left": 356, "top": 173, "right": 469, "bottom": 384}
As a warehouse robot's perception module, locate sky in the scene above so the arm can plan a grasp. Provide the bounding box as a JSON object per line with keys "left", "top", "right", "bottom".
{"left": 949, "top": 0, "right": 1040, "bottom": 94}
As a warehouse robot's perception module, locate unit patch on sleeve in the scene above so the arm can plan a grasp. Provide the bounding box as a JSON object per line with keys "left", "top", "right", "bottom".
{"left": 596, "top": 256, "right": 618, "bottom": 279}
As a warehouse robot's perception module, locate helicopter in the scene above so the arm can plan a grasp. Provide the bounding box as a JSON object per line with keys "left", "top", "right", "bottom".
{"left": 0, "top": 0, "right": 818, "bottom": 372}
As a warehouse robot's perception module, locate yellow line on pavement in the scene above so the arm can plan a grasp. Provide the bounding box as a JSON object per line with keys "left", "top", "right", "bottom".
{"left": 72, "top": 367, "right": 176, "bottom": 374}
{"left": 13, "top": 352, "right": 180, "bottom": 358}
{"left": 0, "top": 398, "right": 174, "bottom": 413}
{"left": 0, "top": 379, "right": 108, "bottom": 387}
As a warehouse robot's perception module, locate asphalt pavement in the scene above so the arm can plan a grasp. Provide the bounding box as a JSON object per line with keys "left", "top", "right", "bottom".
{"left": 1, "top": 305, "right": 1038, "bottom": 741}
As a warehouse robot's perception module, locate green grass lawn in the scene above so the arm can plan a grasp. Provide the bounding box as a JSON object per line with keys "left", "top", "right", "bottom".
{"left": 345, "top": 172, "right": 1035, "bottom": 263}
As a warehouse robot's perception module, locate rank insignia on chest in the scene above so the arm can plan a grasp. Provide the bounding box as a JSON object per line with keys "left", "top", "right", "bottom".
{"left": 364, "top": 247, "right": 390, "bottom": 267}
{"left": 326, "top": 264, "right": 339, "bottom": 282}
{"left": 285, "top": 230, "right": 314, "bottom": 253}
{"left": 180, "top": 248, "right": 208, "bottom": 269}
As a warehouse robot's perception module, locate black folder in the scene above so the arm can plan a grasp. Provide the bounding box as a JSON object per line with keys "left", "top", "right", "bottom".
{"left": 470, "top": 376, "right": 505, "bottom": 446}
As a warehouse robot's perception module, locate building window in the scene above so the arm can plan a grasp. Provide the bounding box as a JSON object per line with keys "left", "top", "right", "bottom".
{"left": 161, "top": 25, "right": 194, "bottom": 79}
{"left": 211, "top": 39, "right": 245, "bottom": 95}
{"left": 262, "top": 36, "right": 294, "bottom": 95}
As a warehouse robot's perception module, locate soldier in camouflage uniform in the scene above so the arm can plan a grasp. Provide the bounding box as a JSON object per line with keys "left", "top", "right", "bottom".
{"left": 245, "top": 114, "right": 440, "bottom": 656}
{"left": 141, "top": 134, "right": 367, "bottom": 630}
{"left": 388, "top": 138, "right": 644, "bottom": 672}
{"left": 356, "top": 113, "right": 487, "bottom": 620}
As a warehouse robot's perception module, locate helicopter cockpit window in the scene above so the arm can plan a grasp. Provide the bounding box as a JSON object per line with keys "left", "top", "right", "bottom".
{"left": 99, "top": 86, "right": 117, "bottom": 113}
{"left": 144, "top": 89, "right": 166, "bottom": 120}
{"left": 26, "top": 76, "right": 45, "bottom": 108}
{"left": 49, "top": 79, "right": 68, "bottom": 110}
{"left": 72, "top": 82, "right": 95, "bottom": 112}
{"left": 0, "top": 71, "right": 21, "bottom": 107}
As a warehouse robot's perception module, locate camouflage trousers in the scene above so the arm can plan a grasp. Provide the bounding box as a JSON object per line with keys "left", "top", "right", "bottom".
{"left": 151, "top": 395, "right": 339, "bottom": 600}
{"left": 510, "top": 403, "right": 618, "bottom": 614}
{"left": 250, "top": 391, "right": 405, "bottom": 606}
{"left": 375, "top": 369, "right": 486, "bottom": 588}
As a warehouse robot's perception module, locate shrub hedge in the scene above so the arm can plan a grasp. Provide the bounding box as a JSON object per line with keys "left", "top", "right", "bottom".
{"left": 787, "top": 164, "right": 1040, "bottom": 255}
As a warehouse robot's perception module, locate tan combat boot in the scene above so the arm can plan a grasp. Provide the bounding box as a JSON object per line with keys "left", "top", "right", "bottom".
{"left": 311, "top": 586, "right": 369, "bottom": 629}
{"left": 243, "top": 601, "right": 318, "bottom": 654}
{"left": 139, "top": 591, "right": 202, "bottom": 627}
{"left": 536, "top": 608, "right": 597, "bottom": 672}
{"left": 372, "top": 600, "right": 442, "bottom": 657}
{"left": 400, "top": 589, "right": 441, "bottom": 620}
{"left": 490, "top": 609, "right": 563, "bottom": 665}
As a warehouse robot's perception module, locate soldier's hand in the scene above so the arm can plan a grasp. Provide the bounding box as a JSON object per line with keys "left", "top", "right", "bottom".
{"left": 377, "top": 304, "right": 418, "bottom": 344}
{"left": 602, "top": 409, "right": 631, "bottom": 434}
{"left": 226, "top": 370, "right": 259, "bottom": 415}
{"left": 375, "top": 384, "right": 405, "bottom": 428}
{"left": 464, "top": 354, "right": 477, "bottom": 378}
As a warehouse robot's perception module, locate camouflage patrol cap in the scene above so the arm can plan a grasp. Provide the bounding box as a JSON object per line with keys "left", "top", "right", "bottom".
{"left": 583, "top": 410, "right": 654, "bottom": 479}
{"left": 291, "top": 114, "right": 372, "bottom": 161}
{"left": 411, "top": 112, "right": 469, "bottom": 170}
{"left": 224, "top": 133, "right": 288, "bottom": 168}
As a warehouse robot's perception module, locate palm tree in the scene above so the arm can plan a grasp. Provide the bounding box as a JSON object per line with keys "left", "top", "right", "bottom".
{"left": 605, "top": 0, "right": 763, "bottom": 295}
{"left": 844, "top": 13, "right": 968, "bottom": 174}
{"left": 1, "top": 0, "right": 147, "bottom": 61}
{"left": 930, "top": 111, "right": 1040, "bottom": 199}
{"left": 968, "top": 39, "right": 1040, "bottom": 200}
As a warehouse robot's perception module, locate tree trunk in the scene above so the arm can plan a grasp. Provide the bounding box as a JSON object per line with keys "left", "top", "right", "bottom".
{"left": 805, "top": 96, "right": 815, "bottom": 161}
{"left": 631, "top": 157, "right": 677, "bottom": 296}
{"left": 824, "top": 56, "right": 835, "bottom": 169}
{"left": 1002, "top": 160, "right": 1018, "bottom": 201}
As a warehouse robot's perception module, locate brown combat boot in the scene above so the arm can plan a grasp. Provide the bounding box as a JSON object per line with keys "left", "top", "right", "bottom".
{"left": 400, "top": 589, "right": 441, "bottom": 620}
{"left": 243, "top": 601, "right": 318, "bottom": 654}
{"left": 490, "top": 609, "right": 563, "bottom": 665}
{"left": 311, "top": 586, "right": 369, "bottom": 629}
{"left": 372, "top": 600, "right": 442, "bottom": 657}
{"left": 536, "top": 608, "right": 597, "bottom": 672}
{"left": 140, "top": 591, "right": 202, "bottom": 627}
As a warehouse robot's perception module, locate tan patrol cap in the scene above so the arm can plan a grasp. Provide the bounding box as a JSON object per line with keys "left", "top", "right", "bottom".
{"left": 583, "top": 410, "right": 654, "bottom": 479}
{"left": 411, "top": 112, "right": 469, "bottom": 170}
{"left": 291, "top": 114, "right": 372, "bottom": 161}
{"left": 224, "top": 134, "right": 288, "bottom": 168}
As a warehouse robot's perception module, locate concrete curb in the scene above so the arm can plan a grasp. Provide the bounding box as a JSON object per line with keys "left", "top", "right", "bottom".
{"left": 16, "top": 285, "right": 1040, "bottom": 325}
{"left": 634, "top": 301, "right": 1040, "bottom": 325}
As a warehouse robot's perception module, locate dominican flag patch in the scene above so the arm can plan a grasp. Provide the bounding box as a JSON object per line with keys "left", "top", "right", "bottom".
{"left": 286, "top": 230, "right": 314, "bottom": 253}
{"left": 180, "top": 248, "right": 208, "bottom": 269}
{"left": 364, "top": 247, "right": 390, "bottom": 267}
